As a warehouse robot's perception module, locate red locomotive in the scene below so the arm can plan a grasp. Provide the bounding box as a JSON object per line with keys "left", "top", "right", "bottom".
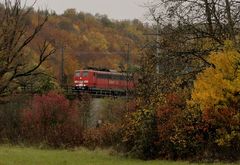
{"left": 73, "top": 69, "right": 134, "bottom": 95}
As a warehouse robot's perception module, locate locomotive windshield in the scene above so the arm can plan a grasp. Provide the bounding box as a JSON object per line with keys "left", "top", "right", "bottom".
{"left": 75, "top": 71, "right": 80, "bottom": 77}
{"left": 82, "top": 71, "right": 88, "bottom": 77}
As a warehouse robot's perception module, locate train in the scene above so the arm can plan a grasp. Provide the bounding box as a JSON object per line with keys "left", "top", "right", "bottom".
{"left": 73, "top": 69, "right": 134, "bottom": 95}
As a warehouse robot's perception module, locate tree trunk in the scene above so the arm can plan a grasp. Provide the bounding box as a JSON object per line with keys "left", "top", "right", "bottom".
{"left": 225, "top": 0, "right": 236, "bottom": 42}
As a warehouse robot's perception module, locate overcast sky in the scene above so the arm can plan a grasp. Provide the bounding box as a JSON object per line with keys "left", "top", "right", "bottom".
{"left": 23, "top": 0, "right": 152, "bottom": 21}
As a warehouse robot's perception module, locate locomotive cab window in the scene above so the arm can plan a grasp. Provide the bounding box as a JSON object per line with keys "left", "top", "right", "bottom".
{"left": 83, "top": 71, "right": 88, "bottom": 77}
{"left": 75, "top": 71, "right": 80, "bottom": 77}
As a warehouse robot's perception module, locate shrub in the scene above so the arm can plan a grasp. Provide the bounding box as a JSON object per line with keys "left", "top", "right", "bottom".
{"left": 21, "top": 92, "right": 83, "bottom": 147}
{"left": 73, "top": 94, "right": 92, "bottom": 129}
{"left": 0, "top": 94, "right": 30, "bottom": 143}
{"left": 100, "top": 98, "right": 128, "bottom": 124}
{"left": 188, "top": 47, "right": 240, "bottom": 160}
{"left": 121, "top": 108, "right": 158, "bottom": 160}
{"left": 82, "top": 98, "right": 133, "bottom": 150}
{"left": 171, "top": 105, "right": 240, "bottom": 161}
{"left": 0, "top": 108, "right": 21, "bottom": 143}
{"left": 154, "top": 92, "right": 207, "bottom": 160}
{"left": 83, "top": 123, "right": 121, "bottom": 149}
{"left": 155, "top": 93, "right": 183, "bottom": 159}
{"left": 202, "top": 107, "right": 240, "bottom": 160}
{"left": 169, "top": 107, "right": 209, "bottom": 160}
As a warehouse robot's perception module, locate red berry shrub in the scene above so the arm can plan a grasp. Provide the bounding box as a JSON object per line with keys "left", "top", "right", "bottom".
{"left": 21, "top": 92, "right": 83, "bottom": 147}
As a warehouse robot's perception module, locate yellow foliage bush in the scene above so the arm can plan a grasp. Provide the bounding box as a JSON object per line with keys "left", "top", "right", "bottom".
{"left": 190, "top": 46, "right": 240, "bottom": 110}
{"left": 189, "top": 44, "right": 240, "bottom": 155}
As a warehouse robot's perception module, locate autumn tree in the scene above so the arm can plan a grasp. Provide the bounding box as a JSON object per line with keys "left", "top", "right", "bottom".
{"left": 145, "top": 0, "right": 240, "bottom": 90}
{"left": 190, "top": 41, "right": 240, "bottom": 111}
{"left": 63, "top": 8, "right": 77, "bottom": 17}
{"left": 149, "top": 0, "right": 240, "bottom": 48}
{"left": 140, "top": 0, "right": 240, "bottom": 159}
{"left": 86, "top": 31, "right": 109, "bottom": 51}
{"left": 188, "top": 42, "right": 240, "bottom": 158}
{"left": 0, "top": 0, "right": 55, "bottom": 97}
{"left": 121, "top": 46, "right": 160, "bottom": 159}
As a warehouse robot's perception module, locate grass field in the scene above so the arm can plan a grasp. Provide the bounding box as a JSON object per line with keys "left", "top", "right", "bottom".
{"left": 0, "top": 145, "right": 239, "bottom": 165}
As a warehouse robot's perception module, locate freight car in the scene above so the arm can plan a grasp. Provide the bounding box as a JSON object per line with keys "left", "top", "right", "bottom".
{"left": 73, "top": 69, "right": 134, "bottom": 96}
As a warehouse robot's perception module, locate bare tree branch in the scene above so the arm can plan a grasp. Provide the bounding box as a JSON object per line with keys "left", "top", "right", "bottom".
{"left": 0, "top": 0, "right": 55, "bottom": 96}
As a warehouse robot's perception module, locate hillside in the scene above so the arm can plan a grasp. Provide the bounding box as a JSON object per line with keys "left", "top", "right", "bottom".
{"left": 25, "top": 9, "right": 149, "bottom": 84}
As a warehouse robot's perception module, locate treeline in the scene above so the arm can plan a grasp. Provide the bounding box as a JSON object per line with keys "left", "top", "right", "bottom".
{"left": 27, "top": 8, "right": 148, "bottom": 84}
{"left": 0, "top": 1, "right": 150, "bottom": 95}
